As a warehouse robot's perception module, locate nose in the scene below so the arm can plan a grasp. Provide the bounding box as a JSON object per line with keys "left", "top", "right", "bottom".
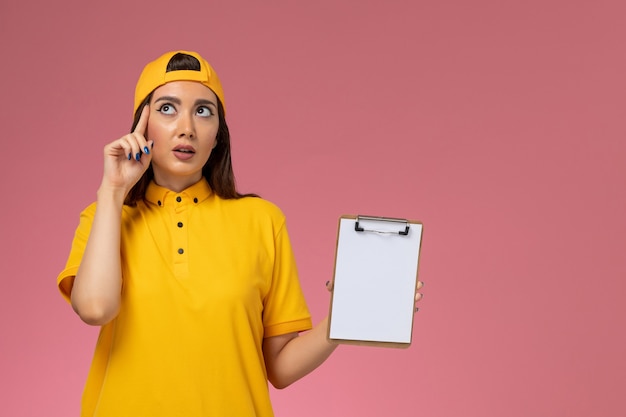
{"left": 178, "top": 113, "right": 195, "bottom": 139}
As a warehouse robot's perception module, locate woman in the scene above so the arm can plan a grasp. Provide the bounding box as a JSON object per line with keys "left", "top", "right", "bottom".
{"left": 57, "top": 50, "right": 422, "bottom": 416}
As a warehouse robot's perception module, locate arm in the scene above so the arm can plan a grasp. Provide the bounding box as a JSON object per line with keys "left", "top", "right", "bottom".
{"left": 70, "top": 106, "right": 152, "bottom": 325}
{"left": 263, "top": 316, "right": 338, "bottom": 389}
{"left": 263, "top": 280, "right": 424, "bottom": 388}
{"left": 70, "top": 187, "right": 126, "bottom": 325}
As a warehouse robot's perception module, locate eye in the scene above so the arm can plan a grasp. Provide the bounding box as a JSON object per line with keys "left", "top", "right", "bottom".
{"left": 196, "top": 106, "right": 214, "bottom": 117}
{"left": 157, "top": 104, "right": 176, "bottom": 115}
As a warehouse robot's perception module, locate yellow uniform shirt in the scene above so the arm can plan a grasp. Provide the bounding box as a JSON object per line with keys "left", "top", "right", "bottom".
{"left": 57, "top": 179, "right": 312, "bottom": 417}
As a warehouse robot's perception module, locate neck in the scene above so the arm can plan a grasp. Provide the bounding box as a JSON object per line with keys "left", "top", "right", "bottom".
{"left": 152, "top": 173, "right": 203, "bottom": 193}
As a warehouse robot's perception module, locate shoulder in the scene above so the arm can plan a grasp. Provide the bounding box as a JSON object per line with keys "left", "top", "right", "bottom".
{"left": 218, "top": 196, "right": 288, "bottom": 231}
{"left": 78, "top": 202, "right": 98, "bottom": 220}
{"left": 80, "top": 201, "right": 146, "bottom": 224}
{"left": 223, "top": 196, "right": 284, "bottom": 217}
{"left": 238, "top": 196, "right": 284, "bottom": 215}
{"left": 79, "top": 200, "right": 142, "bottom": 215}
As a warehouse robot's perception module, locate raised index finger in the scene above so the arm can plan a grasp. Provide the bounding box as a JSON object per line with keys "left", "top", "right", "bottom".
{"left": 133, "top": 105, "right": 150, "bottom": 136}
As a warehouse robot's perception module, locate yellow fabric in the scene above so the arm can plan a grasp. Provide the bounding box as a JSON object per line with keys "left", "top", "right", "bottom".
{"left": 57, "top": 179, "right": 312, "bottom": 417}
{"left": 133, "top": 50, "right": 226, "bottom": 115}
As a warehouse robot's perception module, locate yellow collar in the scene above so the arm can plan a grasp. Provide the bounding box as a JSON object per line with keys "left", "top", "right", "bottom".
{"left": 145, "top": 178, "right": 212, "bottom": 207}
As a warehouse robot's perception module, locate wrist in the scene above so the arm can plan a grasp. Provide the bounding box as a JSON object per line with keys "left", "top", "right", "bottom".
{"left": 97, "top": 184, "right": 128, "bottom": 205}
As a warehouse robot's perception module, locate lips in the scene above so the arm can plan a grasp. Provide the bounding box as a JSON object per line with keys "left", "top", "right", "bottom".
{"left": 173, "top": 145, "right": 196, "bottom": 154}
{"left": 172, "top": 144, "right": 196, "bottom": 160}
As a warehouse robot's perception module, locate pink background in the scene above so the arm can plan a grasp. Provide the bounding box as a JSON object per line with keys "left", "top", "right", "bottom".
{"left": 1, "top": 0, "right": 625, "bottom": 416}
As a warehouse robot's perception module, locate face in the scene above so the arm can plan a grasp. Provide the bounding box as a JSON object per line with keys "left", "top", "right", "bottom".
{"left": 147, "top": 80, "right": 219, "bottom": 192}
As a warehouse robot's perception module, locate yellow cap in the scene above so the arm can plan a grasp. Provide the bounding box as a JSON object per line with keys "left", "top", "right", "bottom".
{"left": 134, "top": 50, "right": 226, "bottom": 115}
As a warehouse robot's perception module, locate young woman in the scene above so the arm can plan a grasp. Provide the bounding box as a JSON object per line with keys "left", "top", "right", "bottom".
{"left": 57, "top": 50, "right": 422, "bottom": 416}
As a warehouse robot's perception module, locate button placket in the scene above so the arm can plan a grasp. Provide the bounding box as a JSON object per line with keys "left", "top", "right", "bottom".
{"left": 172, "top": 194, "right": 189, "bottom": 276}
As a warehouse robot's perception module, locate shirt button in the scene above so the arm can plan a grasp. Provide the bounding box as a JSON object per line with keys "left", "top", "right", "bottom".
{"left": 177, "top": 222, "right": 183, "bottom": 228}
{"left": 157, "top": 200, "right": 162, "bottom": 206}
{"left": 178, "top": 248, "right": 184, "bottom": 254}
{"left": 193, "top": 198, "right": 198, "bottom": 203}
{"left": 176, "top": 196, "right": 182, "bottom": 202}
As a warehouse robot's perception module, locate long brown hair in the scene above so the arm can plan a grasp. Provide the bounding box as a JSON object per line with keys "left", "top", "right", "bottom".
{"left": 124, "top": 53, "right": 256, "bottom": 205}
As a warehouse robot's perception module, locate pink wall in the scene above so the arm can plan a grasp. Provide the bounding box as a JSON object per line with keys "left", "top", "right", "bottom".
{"left": 1, "top": 1, "right": 625, "bottom": 416}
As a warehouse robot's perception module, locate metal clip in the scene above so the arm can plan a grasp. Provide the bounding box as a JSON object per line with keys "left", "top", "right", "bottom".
{"left": 354, "top": 215, "right": 410, "bottom": 235}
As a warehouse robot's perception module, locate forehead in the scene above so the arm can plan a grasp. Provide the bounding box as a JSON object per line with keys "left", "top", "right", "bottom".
{"left": 151, "top": 80, "right": 218, "bottom": 102}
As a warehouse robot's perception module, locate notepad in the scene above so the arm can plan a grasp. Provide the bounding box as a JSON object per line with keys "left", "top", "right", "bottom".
{"left": 328, "top": 215, "right": 423, "bottom": 348}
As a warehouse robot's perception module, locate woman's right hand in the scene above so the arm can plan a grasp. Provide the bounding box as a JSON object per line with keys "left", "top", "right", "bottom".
{"left": 100, "top": 105, "right": 153, "bottom": 195}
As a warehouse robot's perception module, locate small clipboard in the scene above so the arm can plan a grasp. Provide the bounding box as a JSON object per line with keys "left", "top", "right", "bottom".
{"left": 327, "top": 215, "right": 424, "bottom": 348}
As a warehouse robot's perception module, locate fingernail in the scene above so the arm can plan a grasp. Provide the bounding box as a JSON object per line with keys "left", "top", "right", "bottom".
{"left": 128, "top": 153, "right": 132, "bottom": 160}
{"left": 135, "top": 152, "right": 141, "bottom": 161}
{"left": 143, "top": 146, "right": 150, "bottom": 155}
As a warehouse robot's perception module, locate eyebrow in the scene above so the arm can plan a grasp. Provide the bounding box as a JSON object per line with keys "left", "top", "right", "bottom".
{"left": 154, "top": 96, "right": 217, "bottom": 108}
{"left": 194, "top": 98, "right": 218, "bottom": 108}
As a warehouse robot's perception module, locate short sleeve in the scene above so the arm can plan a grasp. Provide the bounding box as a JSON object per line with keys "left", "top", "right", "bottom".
{"left": 262, "top": 219, "right": 312, "bottom": 337}
{"left": 56, "top": 203, "right": 97, "bottom": 303}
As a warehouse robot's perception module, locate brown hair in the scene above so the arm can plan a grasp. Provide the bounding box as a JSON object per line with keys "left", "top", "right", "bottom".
{"left": 124, "top": 53, "right": 256, "bottom": 205}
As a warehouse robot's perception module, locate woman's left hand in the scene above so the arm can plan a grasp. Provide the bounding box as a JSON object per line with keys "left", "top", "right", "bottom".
{"left": 414, "top": 280, "right": 424, "bottom": 312}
